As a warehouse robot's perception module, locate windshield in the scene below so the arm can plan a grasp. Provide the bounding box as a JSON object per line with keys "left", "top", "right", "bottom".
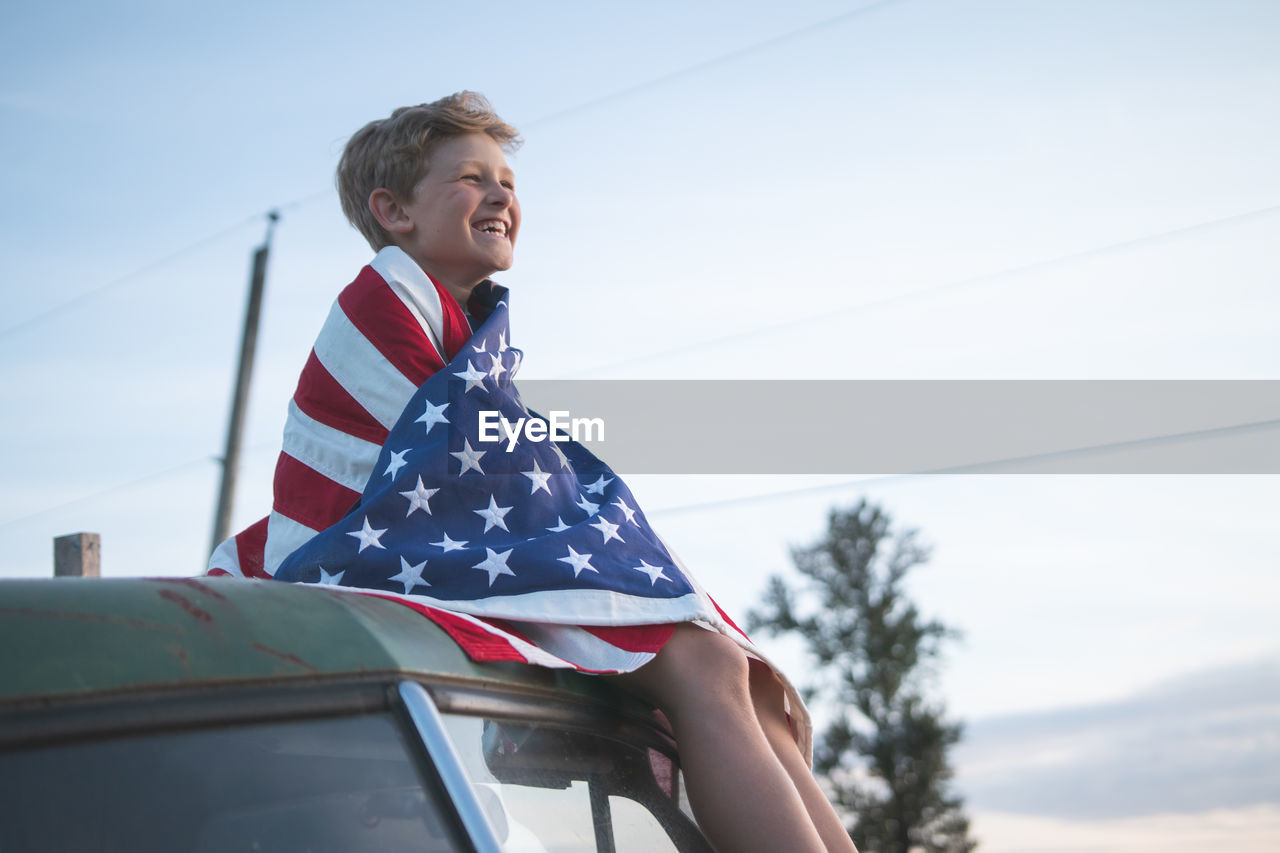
{"left": 0, "top": 712, "right": 468, "bottom": 852}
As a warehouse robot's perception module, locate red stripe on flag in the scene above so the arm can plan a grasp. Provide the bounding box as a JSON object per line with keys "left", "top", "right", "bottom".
{"left": 437, "top": 280, "right": 472, "bottom": 361}
{"left": 272, "top": 453, "right": 362, "bottom": 533}
{"left": 370, "top": 594, "right": 536, "bottom": 664}
{"left": 235, "top": 517, "right": 271, "bottom": 579}
{"left": 339, "top": 269, "right": 449, "bottom": 384}
{"left": 582, "top": 623, "right": 676, "bottom": 654}
{"left": 293, "top": 351, "right": 389, "bottom": 445}
{"left": 709, "top": 596, "right": 751, "bottom": 641}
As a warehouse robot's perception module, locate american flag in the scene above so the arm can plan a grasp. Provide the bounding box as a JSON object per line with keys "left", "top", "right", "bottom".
{"left": 273, "top": 281, "right": 727, "bottom": 663}
{"left": 209, "top": 247, "right": 724, "bottom": 674}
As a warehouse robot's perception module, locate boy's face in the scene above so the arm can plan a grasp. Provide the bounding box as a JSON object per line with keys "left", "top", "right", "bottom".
{"left": 396, "top": 132, "right": 520, "bottom": 295}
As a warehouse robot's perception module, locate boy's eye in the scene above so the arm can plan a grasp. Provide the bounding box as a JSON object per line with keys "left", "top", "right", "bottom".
{"left": 462, "top": 174, "right": 481, "bottom": 182}
{"left": 501, "top": 180, "right": 515, "bottom": 190}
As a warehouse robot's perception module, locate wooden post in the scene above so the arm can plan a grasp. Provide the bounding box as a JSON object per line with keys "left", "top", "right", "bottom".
{"left": 211, "top": 211, "right": 279, "bottom": 555}
{"left": 54, "top": 532, "right": 100, "bottom": 577}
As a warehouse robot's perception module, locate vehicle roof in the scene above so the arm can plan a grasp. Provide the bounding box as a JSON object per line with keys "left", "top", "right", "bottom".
{"left": 0, "top": 577, "right": 615, "bottom": 707}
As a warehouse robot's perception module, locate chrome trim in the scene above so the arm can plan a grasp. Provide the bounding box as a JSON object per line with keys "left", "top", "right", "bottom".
{"left": 398, "top": 679, "right": 505, "bottom": 853}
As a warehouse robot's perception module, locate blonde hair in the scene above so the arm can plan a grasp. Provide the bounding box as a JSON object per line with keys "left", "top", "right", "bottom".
{"left": 337, "top": 91, "right": 522, "bottom": 250}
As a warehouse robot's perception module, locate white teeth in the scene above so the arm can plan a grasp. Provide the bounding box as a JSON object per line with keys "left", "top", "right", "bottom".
{"left": 476, "top": 220, "right": 507, "bottom": 236}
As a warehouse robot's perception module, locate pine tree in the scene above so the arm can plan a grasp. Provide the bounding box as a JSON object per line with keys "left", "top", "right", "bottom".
{"left": 748, "top": 498, "right": 976, "bottom": 853}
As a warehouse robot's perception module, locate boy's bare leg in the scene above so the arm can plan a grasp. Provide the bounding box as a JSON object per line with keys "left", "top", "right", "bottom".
{"left": 611, "top": 624, "right": 827, "bottom": 853}
{"left": 748, "top": 662, "right": 859, "bottom": 853}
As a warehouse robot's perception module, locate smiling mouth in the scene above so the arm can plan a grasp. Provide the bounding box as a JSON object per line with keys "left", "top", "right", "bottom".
{"left": 473, "top": 220, "right": 509, "bottom": 238}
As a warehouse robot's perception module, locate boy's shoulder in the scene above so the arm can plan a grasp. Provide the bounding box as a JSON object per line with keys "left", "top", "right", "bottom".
{"left": 326, "top": 246, "right": 473, "bottom": 376}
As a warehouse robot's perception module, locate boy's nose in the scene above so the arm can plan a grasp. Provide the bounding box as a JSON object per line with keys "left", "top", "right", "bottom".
{"left": 486, "top": 183, "right": 515, "bottom": 207}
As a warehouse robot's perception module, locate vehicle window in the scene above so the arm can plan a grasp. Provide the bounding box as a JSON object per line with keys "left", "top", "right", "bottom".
{"left": 442, "top": 714, "right": 710, "bottom": 853}
{"left": 0, "top": 712, "right": 468, "bottom": 853}
{"left": 610, "top": 794, "right": 687, "bottom": 853}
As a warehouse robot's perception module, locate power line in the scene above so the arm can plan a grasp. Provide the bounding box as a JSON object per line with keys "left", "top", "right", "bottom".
{"left": 6, "top": 414, "right": 1275, "bottom": 532}
{"left": 0, "top": 440, "right": 280, "bottom": 532}
{"left": 647, "top": 417, "right": 1280, "bottom": 517}
{"left": 0, "top": 188, "right": 332, "bottom": 342}
{"left": 0, "top": 457, "right": 213, "bottom": 532}
{"left": 570, "top": 202, "right": 1280, "bottom": 377}
{"left": 0, "top": 2, "right": 899, "bottom": 343}
{"left": 523, "top": 0, "right": 907, "bottom": 129}
{"left": 0, "top": 214, "right": 261, "bottom": 340}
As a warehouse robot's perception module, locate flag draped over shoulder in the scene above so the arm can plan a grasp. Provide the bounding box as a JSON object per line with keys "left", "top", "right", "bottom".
{"left": 208, "top": 247, "right": 810, "bottom": 757}
{"left": 274, "top": 283, "right": 725, "bottom": 650}
{"left": 207, "top": 247, "right": 473, "bottom": 583}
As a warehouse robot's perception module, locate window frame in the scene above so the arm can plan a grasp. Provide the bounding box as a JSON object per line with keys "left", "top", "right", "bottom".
{"left": 0, "top": 672, "right": 709, "bottom": 852}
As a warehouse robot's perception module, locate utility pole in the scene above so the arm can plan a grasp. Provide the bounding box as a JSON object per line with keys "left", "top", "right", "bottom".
{"left": 210, "top": 211, "right": 279, "bottom": 555}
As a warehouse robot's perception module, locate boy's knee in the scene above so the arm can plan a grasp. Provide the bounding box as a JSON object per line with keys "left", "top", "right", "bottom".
{"left": 664, "top": 625, "right": 750, "bottom": 688}
{"left": 610, "top": 626, "right": 752, "bottom": 716}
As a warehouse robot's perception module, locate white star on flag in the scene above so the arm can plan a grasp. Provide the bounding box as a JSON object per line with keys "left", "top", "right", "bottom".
{"left": 384, "top": 449, "right": 410, "bottom": 479}
{"left": 414, "top": 400, "right": 449, "bottom": 432}
{"left": 584, "top": 475, "right": 614, "bottom": 495}
{"left": 347, "top": 517, "right": 387, "bottom": 552}
{"left": 546, "top": 516, "right": 571, "bottom": 533}
{"left": 558, "top": 546, "right": 598, "bottom": 577}
{"left": 576, "top": 494, "right": 600, "bottom": 516}
{"left": 632, "top": 560, "right": 670, "bottom": 586}
{"left": 472, "top": 547, "right": 515, "bottom": 585}
{"left": 522, "top": 460, "right": 553, "bottom": 495}
{"left": 388, "top": 556, "right": 429, "bottom": 593}
{"left": 487, "top": 352, "right": 507, "bottom": 381}
{"left": 431, "top": 533, "right": 468, "bottom": 552}
{"left": 450, "top": 438, "right": 486, "bottom": 475}
{"left": 453, "top": 361, "right": 488, "bottom": 393}
{"left": 474, "top": 495, "right": 514, "bottom": 533}
{"left": 611, "top": 497, "right": 638, "bottom": 524}
{"left": 318, "top": 566, "right": 345, "bottom": 585}
{"left": 589, "top": 516, "right": 625, "bottom": 545}
{"left": 399, "top": 476, "right": 439, "bottom": 516}
{"left": 549, "top": 441, "right": 571, "bottom": 470}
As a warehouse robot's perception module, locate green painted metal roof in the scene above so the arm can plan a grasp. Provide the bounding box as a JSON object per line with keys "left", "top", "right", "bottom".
{"left": 0, "top": 577, "right": 603, "bottom": 705}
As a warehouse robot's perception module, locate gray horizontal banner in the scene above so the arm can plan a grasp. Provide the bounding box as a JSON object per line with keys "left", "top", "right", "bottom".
{"left": 504, "top": 380, "right": 1280, "bottom": 474}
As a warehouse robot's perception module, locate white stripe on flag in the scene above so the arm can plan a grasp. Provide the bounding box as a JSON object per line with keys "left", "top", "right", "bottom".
{"left": 312, "top": 300, "right": 419, "bottom": 430}
{"left": 281, "top": 400, "right": 382, "bottom": 493}
{"left": 371, "top": 246, "right": 448, "bottom": 361}
{"left": 436, "top": 611, "right": 579, "bottom": 670}
{"left": 376, "top": 587, "right": 713, "bottom": 627}
{"left": 264, "top": 512, "right": 321, "bottom": 578}
{"left": 208, "top": 535, "right": 244, "bottom": 577}
{"left": 315, "top": 585, "right": 577, "bottom": 670}
{"left": 503, "top": 622, "right": 659, "bottom": 673}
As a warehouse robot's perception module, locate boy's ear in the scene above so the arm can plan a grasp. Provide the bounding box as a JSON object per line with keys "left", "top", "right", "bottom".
{"left": 369, "top": 188, "right": 413, "bottom": 235}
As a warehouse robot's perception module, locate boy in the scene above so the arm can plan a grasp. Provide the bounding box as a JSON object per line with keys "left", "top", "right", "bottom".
{"left": 210, "top": 91, "right": 855, "bottom": 853}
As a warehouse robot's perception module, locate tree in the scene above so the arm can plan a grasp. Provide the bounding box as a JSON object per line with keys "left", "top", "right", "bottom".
{"left": 748, "top": 498, "right": 976, "bottom": 853}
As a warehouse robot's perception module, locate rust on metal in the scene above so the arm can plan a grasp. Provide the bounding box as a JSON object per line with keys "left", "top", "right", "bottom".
{"left": 251, "top": 642, "right": 318, "bottom": 673}
{"left": 0, "top": 607, "right": 181, "bottom": 634}
{"left": 153, "top": 577, "right": 230, "bottom": 602}
{"left": 156, "top": 590, "right": 214, "bottom": 624}
{"left": 168, "top": 644, "right": 193, "bottom": 673}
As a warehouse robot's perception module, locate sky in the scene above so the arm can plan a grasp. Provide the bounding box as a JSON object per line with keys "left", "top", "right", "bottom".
{"left": 2, "top": 0, "right": 1278, "bottom": 849}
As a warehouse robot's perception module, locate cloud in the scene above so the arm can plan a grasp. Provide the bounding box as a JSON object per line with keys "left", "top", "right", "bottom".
{"left": 970, "top": 805, "right": 1280, "bottom": 853}
{"left": 954, "top": 656, "right": 1280, "bottom": 819}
